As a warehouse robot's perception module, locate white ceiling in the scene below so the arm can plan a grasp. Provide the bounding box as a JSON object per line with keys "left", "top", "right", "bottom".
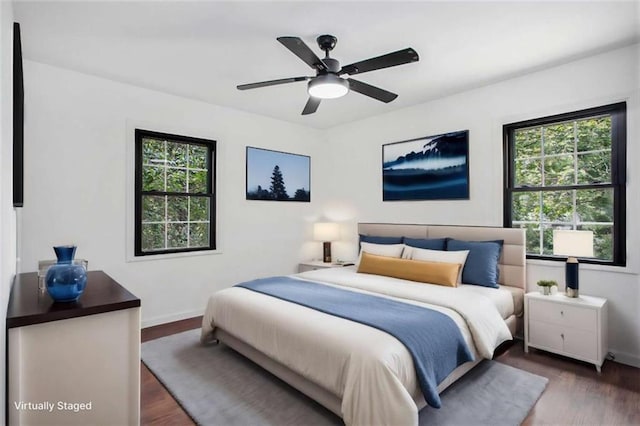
{"left": 14, "top": 1, "right": 640, "bottom": 129}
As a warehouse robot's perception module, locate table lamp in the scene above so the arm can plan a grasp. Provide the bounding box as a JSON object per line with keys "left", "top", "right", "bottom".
{"left": 553, "top": 230, "right": 594, "bottom": 298}
{"left": 314, "top": 222, "right": 340, "bottom": 263}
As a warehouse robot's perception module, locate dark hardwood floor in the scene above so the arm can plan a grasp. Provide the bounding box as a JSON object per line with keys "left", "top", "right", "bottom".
{"left": 141, "top": 317, "right": 201, "bottom": 426}
{"left": 141, "top": 317, "right": 640, "bottom": 426}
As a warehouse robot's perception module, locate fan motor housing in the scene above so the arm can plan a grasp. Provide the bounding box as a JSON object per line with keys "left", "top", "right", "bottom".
{"left": 317, "top": 34, "right": 337, "bottom": 52}
{"left": 321, "top": 58, "right": 341, "bottom": 73}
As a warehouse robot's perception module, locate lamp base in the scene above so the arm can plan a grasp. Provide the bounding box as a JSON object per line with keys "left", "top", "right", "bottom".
{"left": 322, "top": 242, "right": 332, "bottom": 263}
{"left": 566, "top": 287, "right": 579, "bottom": 298}
{"left": 565, "top": 258, "right": 579, "bottom": 298}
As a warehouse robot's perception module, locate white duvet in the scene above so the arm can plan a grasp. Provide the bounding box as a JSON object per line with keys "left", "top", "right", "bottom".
{"left": 201, "top": 268, "right": 512, "bottom": 426}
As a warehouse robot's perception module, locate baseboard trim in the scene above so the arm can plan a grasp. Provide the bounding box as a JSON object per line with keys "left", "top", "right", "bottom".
{"left": 142, "top": 309, "right": 204, "bottom": 329}
{"left": 609, "top": 348, "right": 640, "bottom": 368}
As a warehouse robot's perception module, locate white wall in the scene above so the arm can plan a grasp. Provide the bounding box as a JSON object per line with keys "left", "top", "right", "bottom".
{"left": 322, "top": 44, "right": 640, "bottom": 366}
{"left": 21, "top": 61, "right": 326, "bottom": 326}
{"left": 20, "top": 41, "right": 640, "bottom": 365}
{"left": 0, "top": 2, "right": 17, "bottom": 425}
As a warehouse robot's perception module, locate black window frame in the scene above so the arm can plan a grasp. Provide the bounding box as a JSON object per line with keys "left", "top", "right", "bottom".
{"left": 503, "top": 102, "right": 626, "bottom": 266}
{"left": 134, "top": 129, "right": 216, "bottom": 256}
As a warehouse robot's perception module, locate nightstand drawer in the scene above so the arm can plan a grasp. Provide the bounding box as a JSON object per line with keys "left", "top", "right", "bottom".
{"left": 529, "top": 320, "right": 564, "bottom": 352}
{"left": 529, "top": 320, "right": 598, "bottom": 361}
{"left": 564, "top": 328, "right": 598, "bottom": 361}
{"left": 529, "top": 298, "right": 596, "bottom": 331}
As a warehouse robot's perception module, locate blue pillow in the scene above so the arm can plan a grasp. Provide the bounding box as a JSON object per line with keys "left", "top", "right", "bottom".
{"left": 403, "top": 237, "right": 447, "bottom": 251}
{"left": 359, "top": 234, "right": 403, "bottom": 245}
{"left": 446, "top": 239, "right": 504, "bottom": 288}
{"left": 359, "top": 234, "right": 404, "bottom": 251}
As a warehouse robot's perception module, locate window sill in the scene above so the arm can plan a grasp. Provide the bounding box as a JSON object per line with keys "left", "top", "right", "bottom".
{"left": 526, "top": 258, "right": 638, "bottom": 275}
{"left": 126, "top": 249, "right": 223, "bottom": 263}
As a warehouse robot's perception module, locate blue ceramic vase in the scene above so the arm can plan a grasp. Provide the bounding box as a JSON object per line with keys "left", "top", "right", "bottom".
{"left": 45, "top": 245, "right": 87, "bottom": 302}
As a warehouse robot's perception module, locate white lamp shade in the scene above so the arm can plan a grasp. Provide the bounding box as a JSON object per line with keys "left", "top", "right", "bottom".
{"left": 313, "top": 223, "right": 340, "bottom": 242}
{"left": 553, "top": 230, "right": 594, "bottom": 257}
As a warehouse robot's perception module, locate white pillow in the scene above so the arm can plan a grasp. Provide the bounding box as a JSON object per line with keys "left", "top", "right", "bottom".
{"left": 358, "top": 242, "right": 405, "bottom": 265}
{"left": 407, "top": 246, "right": 469, "bottom": 284}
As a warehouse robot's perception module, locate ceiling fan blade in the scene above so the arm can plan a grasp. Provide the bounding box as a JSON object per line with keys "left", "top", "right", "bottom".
{"left": 340, "top": 48, "right": 419, "bottom": 76}
{"left": 302, "top": 97, "right": 321, "bottom": 115}
{"left": 347, "top": 78, "right": 398, "bottom": 103}
{"left": 237, "top": 76, "right": 311, "bottom": 90}
{"left": 277, "top": 37, "right": 327, "bottom": 71}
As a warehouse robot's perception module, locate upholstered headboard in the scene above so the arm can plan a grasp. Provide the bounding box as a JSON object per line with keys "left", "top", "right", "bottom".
{"left": 357, "top": 223, "right": 526, "bottom": 290}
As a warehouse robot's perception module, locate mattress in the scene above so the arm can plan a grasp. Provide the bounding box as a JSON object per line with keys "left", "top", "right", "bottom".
{"left": 458, "top": 284, "right": 520, "bottom": 319}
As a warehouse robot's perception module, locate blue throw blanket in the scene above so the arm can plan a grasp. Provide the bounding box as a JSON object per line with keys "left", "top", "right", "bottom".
{"left": 236, "top": 276, "right": 473, "bottom": 408}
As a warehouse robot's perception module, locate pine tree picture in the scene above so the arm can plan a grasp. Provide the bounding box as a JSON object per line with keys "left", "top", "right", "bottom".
{"left": 246, "top": 147, "right": 310, "bottom": 202}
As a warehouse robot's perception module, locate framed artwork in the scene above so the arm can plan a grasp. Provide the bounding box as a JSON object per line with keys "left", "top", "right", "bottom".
{"left": 246, "top": 147, "right": 311, "bottom": 202}
{"left": 382, "top": 130, "right": 469, "bottom": 201}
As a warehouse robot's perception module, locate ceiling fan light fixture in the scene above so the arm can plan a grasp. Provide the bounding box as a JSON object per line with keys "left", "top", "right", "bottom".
{"left": 307, "top": 74, "right": 349, "bottom": 99}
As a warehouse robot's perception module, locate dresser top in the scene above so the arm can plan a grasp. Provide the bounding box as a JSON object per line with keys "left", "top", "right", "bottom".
{"left": 525, "top": 291, "right": 607, "bottom": 308}
{"left": 7, "top": 271, "right": 141, "bottom": 328}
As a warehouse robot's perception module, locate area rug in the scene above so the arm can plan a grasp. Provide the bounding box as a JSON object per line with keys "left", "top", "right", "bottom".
{"left": 142, "top": 329, "right": 547, "bottom": 426}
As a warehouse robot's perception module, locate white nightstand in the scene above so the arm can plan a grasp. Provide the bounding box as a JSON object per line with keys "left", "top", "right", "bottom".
{"left": 524, "top": 292, "right": 608, "bottom": 372}
{"left": 298, "top": 261, "right": 350, "bottom": 273}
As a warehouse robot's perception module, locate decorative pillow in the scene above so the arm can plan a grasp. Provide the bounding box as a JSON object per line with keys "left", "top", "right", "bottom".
{"left": 357, "top": 252, "right": 460, "bottom": 287}
{"left": 358, "top": 242, "right": 405, "bottom": 265}
{"left": 359, "top": 234, "right": 404, "bottom": 249}
{"left": 446, "top": 239, "right": 504, "bottom": 288}
{"left": 403, "top": 237, "right": 447, "bottom": 251}
{"left": 405, "top": 246, "right": 469, "bottom": 284}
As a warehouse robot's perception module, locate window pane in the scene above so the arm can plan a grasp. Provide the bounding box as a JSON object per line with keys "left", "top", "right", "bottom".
{"left": 577, "top": 151, "right": 611, "bottom": 184}
{"left": 578, "top": 224, "right": 613, "bottom": 261}
{"left": 515, "top": 128, "right": 541, "bottom": 158}
{"left": 142, "top": 223, "right": 165, "bottom": 251}
{"left": 167, "top": 142, "right": 187, "bottom": 167}
{"left": 576, "top": 188, "right": 613, "bottom": 223}
{"left": 167, "top": 223, "right": 188, "bottom": 248}
{"left": 189, "top": 223, "right": 209, "bottom": 248}
{"left": 166, "top": 168, "right": 187, "bottom": 192}
{"left": 512, "top": 191, "right": 540, "bottom": 222}
{"left": 142, "top": 165, "right": 164, "bottom": 192}
{"left": 189, "top": 197, "right": 209, "bottom": 222}
{"left": 513, "top": 223, "right": 541, "bottom": 255}
{"left": 142, "top": 138, "right": 165, "bottom": 165}
{"left": 189, "top": 170, "right": 208, "bottom": 194}
{"left": 541, "top": 225, "right": 555, "bottom": 256}
{"left": 515, "top": 158, "right": 541, "bottom": 187}
{"left": 544, "top": 154, "right": 574, "bottom": 186}
{"left": 542, "top": 191, "right": 573, "bottom": 223}
{"left": 577, "top": 116, "right": 611, "bottom": 152}
{"left": 167, "top": 196, "right": 188, "bottom": 222}
{"left": 543, "top": 122, "right": 574, "bottom": 155}
{"left": 189, "top": 145, "right": 208, "bottom": 169}
{"left": 142, "top": 195, "right": 164, "bottom": 222}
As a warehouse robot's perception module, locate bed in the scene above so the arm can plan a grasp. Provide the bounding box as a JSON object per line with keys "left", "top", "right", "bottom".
{"left": 201, "top": 223, "right": 526, "bottom": 426}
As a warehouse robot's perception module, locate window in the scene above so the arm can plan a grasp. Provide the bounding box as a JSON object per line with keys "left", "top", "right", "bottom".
{"left": 503, "top": 102, "right": 626, "bottom": 265}
{"left": 135, "top": 129, "right": 216, "bottom": 256}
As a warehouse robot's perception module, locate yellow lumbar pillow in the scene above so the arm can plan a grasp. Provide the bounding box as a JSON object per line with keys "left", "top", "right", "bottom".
{"left": 357, "top": 252, "right": 461, "bottom": 287}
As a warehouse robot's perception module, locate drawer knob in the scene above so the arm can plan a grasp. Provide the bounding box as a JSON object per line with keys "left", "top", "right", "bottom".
{"left": 560, "top": 310, "right": 564, "bottom": 316}
{"left": 561, "top": 333, "right": 564, "bottom": 339}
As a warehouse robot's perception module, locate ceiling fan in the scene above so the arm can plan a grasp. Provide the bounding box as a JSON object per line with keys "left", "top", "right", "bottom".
{"left": 237, "top": 35, "right": 419, "bottom": 115}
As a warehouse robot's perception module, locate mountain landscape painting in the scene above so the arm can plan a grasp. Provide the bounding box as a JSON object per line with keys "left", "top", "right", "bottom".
{"left": 246, "top": 147, "right": 310, "bottom": 202}
{"left": 383, "top": 130, "right": 469, "bottom": 201}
